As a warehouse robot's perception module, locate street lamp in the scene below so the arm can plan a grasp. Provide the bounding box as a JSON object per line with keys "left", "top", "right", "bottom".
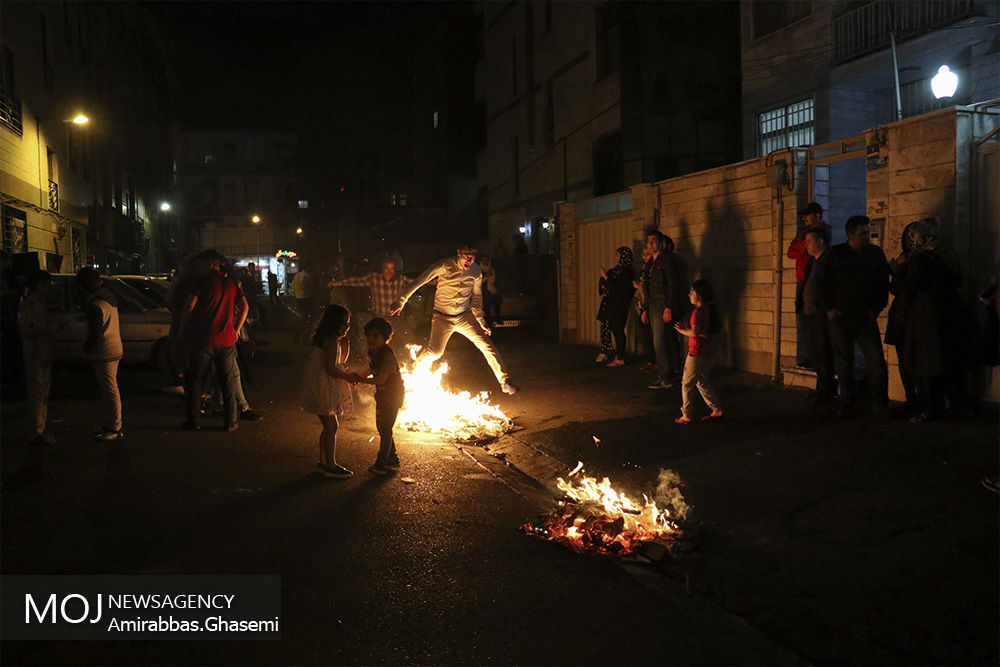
{"left": 160, "top": 202, "right": 171, "bottom": 212}
{"left": 72, "top": 114, "right": 89, "bottom": 125}
{"left": 296, "top": 227, "right": 303, "bottom": 235}
{"left": 931, "top": 65, "right": 959, "bottom": 100}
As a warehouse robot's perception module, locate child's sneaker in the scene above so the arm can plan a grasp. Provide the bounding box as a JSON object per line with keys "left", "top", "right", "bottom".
{"left": 321, "top": 464, "right": 353, "bottom": 479}
{"left": 368, "top": 463, "right": 390, "bottom": 475}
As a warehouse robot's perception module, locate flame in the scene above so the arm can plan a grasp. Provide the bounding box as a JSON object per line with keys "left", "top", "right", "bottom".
{"left": 522, "top": 465, "right": 686, "bottom": 556}
{"left": 397, "top": 344, "right": 512, "bottom": 441}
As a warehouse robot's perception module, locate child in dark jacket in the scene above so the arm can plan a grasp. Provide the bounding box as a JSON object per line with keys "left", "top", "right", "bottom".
{"left": 674, "top": 279, "right": 724, "bottom": 424}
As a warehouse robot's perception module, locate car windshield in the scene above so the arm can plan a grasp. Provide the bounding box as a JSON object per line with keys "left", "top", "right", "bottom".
{"left": 103, "top": 277, "right": 162, "bottom": 310}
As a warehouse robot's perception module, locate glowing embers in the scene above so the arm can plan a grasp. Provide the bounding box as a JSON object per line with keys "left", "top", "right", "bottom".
{"left": 522, "top": 467, "right": 689, "bottom": 558}
{"left": 397, "top": 345, "right": 512, "bottom": 442}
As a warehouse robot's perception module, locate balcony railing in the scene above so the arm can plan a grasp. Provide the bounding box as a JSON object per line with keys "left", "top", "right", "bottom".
{"left": 48, "top": 179, "right": 59, "bottom": 212}
{"left": 833, "top": 0, "right": 975, "bottom": 64}
{"left": 0, "top": 93, "right": 23, "bottom": 135}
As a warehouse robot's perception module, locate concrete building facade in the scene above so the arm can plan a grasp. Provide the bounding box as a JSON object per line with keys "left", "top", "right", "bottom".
{"left": 475, "top": 1, "right": 743, "bottom": 258}
{"left": 1, "top": 2, "right": 174, "bottom": 274}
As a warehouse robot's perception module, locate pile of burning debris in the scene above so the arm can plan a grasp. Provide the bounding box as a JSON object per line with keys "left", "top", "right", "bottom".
{"left": 522, "top": 466, "right": 690, "bottom": 560}
{"left": 396, "top": 345, "right": 512, "bottom": 442}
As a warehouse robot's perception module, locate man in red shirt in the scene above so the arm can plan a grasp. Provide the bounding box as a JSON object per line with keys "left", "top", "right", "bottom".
{"left": 179, "top": 251, "right": 248, "bottom": 431}
{"left": 787, "top": 202, "right": 832, "bottom": 367}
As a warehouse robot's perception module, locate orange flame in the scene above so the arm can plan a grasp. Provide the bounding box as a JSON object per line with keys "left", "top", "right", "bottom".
{"left": 397, "top": 344, "right": 512, "bottom": 441}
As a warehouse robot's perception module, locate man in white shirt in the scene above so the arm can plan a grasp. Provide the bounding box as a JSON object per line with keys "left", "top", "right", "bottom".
{"left": 391, "top": 244, "right": 519, "bottom": 395}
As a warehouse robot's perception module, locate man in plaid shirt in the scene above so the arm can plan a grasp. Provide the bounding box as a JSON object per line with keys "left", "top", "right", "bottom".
{"left": 329, "top": 259, "right": 407, "bottom": 341}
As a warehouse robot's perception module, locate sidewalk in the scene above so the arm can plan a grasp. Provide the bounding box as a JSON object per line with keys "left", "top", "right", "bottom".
{"left": 475, "top": 332, "right": 999, "bottom": 665}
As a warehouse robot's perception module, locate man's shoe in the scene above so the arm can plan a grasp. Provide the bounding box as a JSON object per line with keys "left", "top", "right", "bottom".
{"left": 95, "top": 430, "right": 124, "bottom": 442}
{"left": 501, "top": 381, "right": 520, "bottom": 395}
{"left": 161, "top": 385, "right": 185, "bottom": 396}
{"left": 872, "top": 405, "right": 890, "bottom": 418}
{"left": 647, "top": 379, "right": 676, "bottom": 390}
{"left": 321, "top": 464, "right": 353, "bottom": 479}
{"left": 368, "top": 463, "right": 390, "bottom": 475}
{"left": 239, "top": 409, "right": 263, "bottom": 421}
{"left": 29, "top": 433, "right": 56, "bottom": 446}
{"left": 386, "top": 457, "right": 401, "bottom": 470}
{"left": 224, "top": 422, "right": 239, "bottom": 432}
{"left": 182, "top": 420, "right": 201, "bottom": 431}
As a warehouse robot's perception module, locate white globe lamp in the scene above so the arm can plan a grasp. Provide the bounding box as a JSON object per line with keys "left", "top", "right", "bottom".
{"left": 931, "top": 65, "right": 958, "bottom": 100}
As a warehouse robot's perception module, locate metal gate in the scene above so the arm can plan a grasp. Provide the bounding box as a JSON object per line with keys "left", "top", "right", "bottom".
{"left": 575, "top": 215, "right": 643, "bottom": 347}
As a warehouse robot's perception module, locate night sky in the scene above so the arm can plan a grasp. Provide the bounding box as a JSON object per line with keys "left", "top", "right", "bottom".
{"left": 151, "top": 2, "right": 460, "bottom": 159}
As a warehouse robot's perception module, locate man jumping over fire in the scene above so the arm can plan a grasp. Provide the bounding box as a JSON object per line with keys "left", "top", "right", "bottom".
{"left": 390, "top": 243, "right": 520, "bottom": 395}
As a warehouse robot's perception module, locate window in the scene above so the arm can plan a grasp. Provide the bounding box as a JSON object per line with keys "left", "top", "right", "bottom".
{"left": 753, "top": 0, "right": 811, "bottom": 39}
{"left": 544, "top": 79, "right": 555, "bottom": 146}
{"left": 298, "top": 200, "right": 309, "bottom": 209}
{"left": 63, "top": 1, "right": 73, "bottom": 46}
{"left": 40, "top": 14, "right": 53, "bottom": 90}
{"left": 592, "top": 131, "right": 623, "bottom": 196}
{"left": 223, "top": 181, "right": 237, "bottom": 206}
{"left": 757, "top": 98, "right": 814, "bottom": 156}
{"left": 596, "top": 2, "right": 622, "bottom": 80}
{"left": 390, "top": 193, "right": 408, "bottom": 207}
{"left": 2, "top": 205, "right": 28, "bottom": 253}
{"left": 511, "top": 38, "right": 518, "bottom": 96}
{"left": 0, "top": 47, "right": 21, "bottom": 135}
{"left": 433, "top": 111, "right": 439, "bottom": 129}
{"left": 512, "top": 136, "right": 520, "bottom": 196}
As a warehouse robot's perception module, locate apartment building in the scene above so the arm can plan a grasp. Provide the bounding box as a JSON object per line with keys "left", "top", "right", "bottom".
{"left": 1, "top": 2, "right": 174, "bottom": 274}
{"left": 475, "top": 1, "right": 742, "bottom": 256}
{"left": 741, "top": 0, "right": 999, "bottom": 238}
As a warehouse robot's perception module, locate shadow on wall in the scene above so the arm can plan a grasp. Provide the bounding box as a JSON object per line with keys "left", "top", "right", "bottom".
{"left": 670, "top": 186, "right": 749, "bottom": 368}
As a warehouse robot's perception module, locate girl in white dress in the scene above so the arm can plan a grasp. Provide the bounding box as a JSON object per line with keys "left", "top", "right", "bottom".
{"left": 301, "top": 304, "right": 361, "bottom": 478}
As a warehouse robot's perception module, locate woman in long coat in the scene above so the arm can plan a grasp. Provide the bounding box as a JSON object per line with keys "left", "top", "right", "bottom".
{"left": 596, "top": 246, "right": 637, "bottom": 367}
{"left": 884, "top": 222, "right": 920, "bottom": 413}
{"left": 903, "top": 222, "right": 971, "bottom": 421}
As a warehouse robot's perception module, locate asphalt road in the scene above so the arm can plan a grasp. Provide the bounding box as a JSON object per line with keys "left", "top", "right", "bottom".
{"left": 2, "top": 329, "right": 795, "bottom": 666}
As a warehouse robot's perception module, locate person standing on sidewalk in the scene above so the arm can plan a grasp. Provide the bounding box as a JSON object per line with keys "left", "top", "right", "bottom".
{"left": 597, "top": 246, "right": 636, "bottom": 367}
{"left": 179, "top": 252, "right": 248, "bottom": 431}
{"left": 77, "top": 267, "right": 125, "bottom": 441}
{"left": 819, "top": 215, "right": 890, "bottom": 417}
{"left": 18, "top": 270, "right": 63, "bottom": 445}
{"left": 642, "top": 232, "right": 685, "bottom": 389}
{"left": 293, "top": 261, "right": 317, "bottom": 337}
{"left": 391, "top": 243, "right": 520, "bottom": 395}
{"left": 801, "top": 228, "right": 836, "bottom": 406}
{"left": 674, "top": 279, "right": 723, "bottom": 424}
{"left": 787, "top": 202, "right": 832, "bottom": 368}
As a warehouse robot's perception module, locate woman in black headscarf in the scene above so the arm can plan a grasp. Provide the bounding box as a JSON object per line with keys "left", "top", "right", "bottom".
{"left": 596, "top": 246, "right": 637, "bottom": 367}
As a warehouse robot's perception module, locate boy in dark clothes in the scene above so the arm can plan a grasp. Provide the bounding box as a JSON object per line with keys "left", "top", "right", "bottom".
{"left": 360, "top": 318, "right": 405, "bottom": 474}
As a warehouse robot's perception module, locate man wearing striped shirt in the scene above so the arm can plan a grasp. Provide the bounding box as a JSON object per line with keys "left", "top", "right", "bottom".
{"left": 391, "top": 244, "right": 520, "bottom": 395}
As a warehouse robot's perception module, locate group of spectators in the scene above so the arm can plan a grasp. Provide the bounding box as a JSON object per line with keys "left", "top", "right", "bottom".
{"left": 595, "top": 202, "right": 995, "bottom": 422}
{"left": 596, "top": 230, "right": 690, "bottom": 390}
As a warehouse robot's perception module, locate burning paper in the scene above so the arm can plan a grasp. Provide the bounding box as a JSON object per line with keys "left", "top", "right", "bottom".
{"left": 396, "top": 345, "right": 512, "bottom": 442}
{"left": 521, "top": 466, "right": 687, "bottom": 557}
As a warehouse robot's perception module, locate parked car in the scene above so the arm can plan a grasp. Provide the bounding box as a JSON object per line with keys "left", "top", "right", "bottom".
{"left": 114, "top": 274, "right": 170, "bottom": 308}
{"left": 46, "top": 274, "right": 172, "bottom": 371}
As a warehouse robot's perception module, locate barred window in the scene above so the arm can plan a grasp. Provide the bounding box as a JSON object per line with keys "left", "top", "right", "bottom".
{"left": 758, "top": 98, "right": 814, "bottom": 156}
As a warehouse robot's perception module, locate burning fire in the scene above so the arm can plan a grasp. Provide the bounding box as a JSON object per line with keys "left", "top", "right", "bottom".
{"left": 397, "top": 345, "right": 512, "bottom": 441}
{"left": 522, "top": 467, "right": 688, "bottom": 557}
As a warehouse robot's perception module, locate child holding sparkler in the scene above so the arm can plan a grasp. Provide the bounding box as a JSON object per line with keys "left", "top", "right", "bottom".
{"left": 673, "top": 279, "right": 724, "bottom": 424}
{"left": 301, "top": 304, "right": 362, "bottom": 478}
{"left": 358, "top": 317, "right": 406, "bottom": 475}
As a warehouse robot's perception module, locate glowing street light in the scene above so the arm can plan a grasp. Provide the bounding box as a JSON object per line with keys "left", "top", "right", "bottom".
{"left": 931, "top": 65, "right": 958, "bottom": 100}
{"left": 71, "top": 114, "right": 89, "bottom": 125}
{"left": 296, "top": 227, "right": 303, "bottom": 235}
{"left": 251, "top": 215, "right": 261, "bottom": 224}
{"left": 541, "top": 221, "right": 551, "bottom": 230}
{"left": 160, "top": 202, "right": 171, "bottom": 212}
